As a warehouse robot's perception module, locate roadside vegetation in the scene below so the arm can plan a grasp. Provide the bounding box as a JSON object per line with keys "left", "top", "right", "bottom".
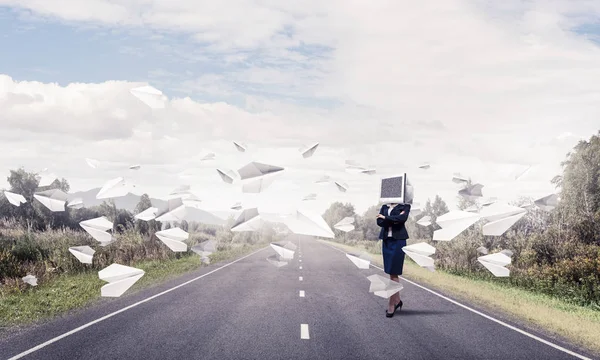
{"left": 0, "top": 172, "right": 278, "bottom": 329}
{"left": 322, "top": 130, "right": 600, "bottom": 309}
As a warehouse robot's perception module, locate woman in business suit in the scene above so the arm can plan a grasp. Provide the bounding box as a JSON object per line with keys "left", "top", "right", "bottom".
{"left": 376, "top": 203, "right": 411, "bottom": 318}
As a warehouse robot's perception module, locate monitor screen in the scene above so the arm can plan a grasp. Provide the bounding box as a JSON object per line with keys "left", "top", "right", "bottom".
{"left": 379, "top": 174, "right": 406, "bottom": 204}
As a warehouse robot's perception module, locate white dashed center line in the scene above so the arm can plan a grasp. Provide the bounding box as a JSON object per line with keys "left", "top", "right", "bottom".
{"left": 299, "top": 266, "right": 302, "bottom": 270}
{"left": 299, "top": 276, "right": 303, "bottom": 281}
{"left": 301, "top": 324, "right": 310, "bottom": 339}
{"left": 299, "top": 259, "right": 302, "bottom": 262}
{"left": 299, "top": 290, "right": 305, "bottom": 297}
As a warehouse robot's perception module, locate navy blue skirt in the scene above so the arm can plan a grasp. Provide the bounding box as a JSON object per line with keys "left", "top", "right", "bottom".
{"left": 382, "top": 237, "right": 407, "bottom": 275}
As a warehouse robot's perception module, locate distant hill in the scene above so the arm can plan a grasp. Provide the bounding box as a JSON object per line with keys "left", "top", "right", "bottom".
{"left": 68, "top": 188, "right": 227, "bottom": 226}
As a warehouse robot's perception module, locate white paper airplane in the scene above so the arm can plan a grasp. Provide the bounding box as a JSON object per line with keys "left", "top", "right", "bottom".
{"left": 283, "top": 209, "right": 335, "bottom": 238}
{"left": 4, "top": 191, "right": 26, "bottom": 206}
{"left": 67, "top": 197, "right": 84, "bottom": 209}
{"left": 478, "top": 252, "right": 511, "bottom": 277}
{"left": 68, "top": 246, "right": 96, "bottom": 264}
{"left": 130, "top": 85, "right": 167, "bottom": 109}
{"left": 33, "top": 189, "right": 68, "bottom": 212}
{"left": 80, "top": 216, "right": 114, "bottom": 246}
{"left": 367, "top": 274, "right": 403, "bottom": 299}
{"left": 345, "top": 253, "right": 371, "bottom": 269}
{"left": 334, "top": 181, "right": 348, "bottom": 192}
{"left": 98, "top": 263, "right": 145, "bottom": 297}
{"left": 270, "top": 242, "right": 295, "bottom": 260}
{"left": 155, "top": 227, "right": 189, "bottom": 252}
{"left": 299, "top": 142, "right": 319, "bottom": 158}
{"left": 266, "top": 254, "right": 288, "bottom": 267}
{"left": 416, "top": 216, "right": 432, "bottom": 227}
{"left": 216, "top": 168, "right": 236, "bottom": 184}
{"left": 433, "top": 211, "right": 481, "bottom": 241}
{"left": 402, "top": 242, "right": 436, "bottom": 271}
{"left": 334, "top": 217, "right": 355, "bottom": 232}
{"left": 96, "top": 177, "right": 131, "bottom": 200}
{"left": 22, "top": 275, "right": 38, "bottom": 286}
{"left": 233, "top": 141, "right": 247, "bottom": 152}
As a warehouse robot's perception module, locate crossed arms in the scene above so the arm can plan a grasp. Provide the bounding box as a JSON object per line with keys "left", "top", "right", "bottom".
{"left": 376, "top": 204, "right": 411, "bottom": 227}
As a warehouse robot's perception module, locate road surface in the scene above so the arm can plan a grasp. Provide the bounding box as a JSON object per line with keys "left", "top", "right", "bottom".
{"left": 0, "top": 237, "right": 596, "bottom": 360}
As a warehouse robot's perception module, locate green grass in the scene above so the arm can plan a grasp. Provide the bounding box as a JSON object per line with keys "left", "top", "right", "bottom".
{"left": 0, "top": 243, "right": 266, "bottom": 330}
{"left": 322, "top": 240, "right": 600, "bottom": 355}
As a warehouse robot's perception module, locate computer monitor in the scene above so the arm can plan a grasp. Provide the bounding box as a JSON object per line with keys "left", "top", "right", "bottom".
{"left": 379, "top": 173, "right": 414, "bottom": 205}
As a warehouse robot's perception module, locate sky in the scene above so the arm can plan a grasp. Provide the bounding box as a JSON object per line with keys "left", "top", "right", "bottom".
{"left": 0, "top": 0, "right": 599, "bottom": 215}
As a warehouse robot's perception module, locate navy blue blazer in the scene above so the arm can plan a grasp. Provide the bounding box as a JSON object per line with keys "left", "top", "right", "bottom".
{"left": 377, "top": 204, "right": 411, "bottom": 240}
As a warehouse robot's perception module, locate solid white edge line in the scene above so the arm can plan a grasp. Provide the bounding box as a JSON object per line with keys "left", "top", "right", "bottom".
{"left": 299, "top": 290, "right": 305, "bottom": 297}
{"left": 300, "top": 324, "right": 310, "bottom": 339}
{"left": 8, "top": 247, "right": 269, "bottom": 360}
{"left": 322, "top": 241, "right": 592, "bottom": 360}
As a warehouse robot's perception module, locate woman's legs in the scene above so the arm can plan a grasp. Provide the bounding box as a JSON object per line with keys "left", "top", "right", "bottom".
{"left": 387, "top": 274, "right": 401, "bottom": 313}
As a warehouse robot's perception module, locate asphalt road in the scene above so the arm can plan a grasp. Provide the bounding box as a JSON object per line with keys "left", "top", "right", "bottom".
{"left": 0, "top": 236, "right": 596, "bottom": 360}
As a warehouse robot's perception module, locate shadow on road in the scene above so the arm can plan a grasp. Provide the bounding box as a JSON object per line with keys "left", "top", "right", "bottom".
{"left": 398, "top": 309, "right": 452, "bottom": 317}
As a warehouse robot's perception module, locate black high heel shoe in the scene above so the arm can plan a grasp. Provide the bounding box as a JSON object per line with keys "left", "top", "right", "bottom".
{"left": 385, "top": 300, "right": 403, "bottom": 318}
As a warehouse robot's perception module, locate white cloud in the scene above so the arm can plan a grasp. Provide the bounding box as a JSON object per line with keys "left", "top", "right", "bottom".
{"left": 2, "top": 0, "right": 599, "bottom": 213}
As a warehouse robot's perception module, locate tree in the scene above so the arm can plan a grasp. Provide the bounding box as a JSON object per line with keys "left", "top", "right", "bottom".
{"left": 356, "top": 205, "right": 381, "bottom": 241}
{"left": 553, "top": 131, "right": 600, "bottom": 243}
{"left": 418, "top": 195, "right": 450, "bottom": 239}
{"left": 322, "top": 202, "right": 356, "bottom": 227}
{"left": 134, "top": 194, "right": 154, "bottom": 235}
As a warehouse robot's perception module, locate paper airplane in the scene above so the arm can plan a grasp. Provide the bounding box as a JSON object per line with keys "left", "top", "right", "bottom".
{"left": 500, "top": 249, "right": 514, "bottom": 257}
{"left": 478, "top": 252, "right": 511, "bottom": 277}
{"left": 238, "top": 161, "right": 284, "bottom": 180}
{"left": 476, "top": 246, "right": 488, "bottom": 255}
{"left": 302, "top": 193, "right": 317, "bottom": 201}
{"left": 270, "top": 242, "right": 295, "bottom": 260}
{"left": 68, "top": 246, "right": 96, "bottom": 264}
{"left": 216, "top": 168, "right": 236, "bottom": 184}
{"left": 534, "top": 194, "right": 559, "bottom": 211}
{"left": 345, "top": 253, "right": 371, "bottom": 269}
{"left": 96, "top": 177, "right": 131, "bottom": 200}
{"left": 191, "top": 240, "right": 216, "bottom": 263}
{"left": 416, "top": 216, "right": 432, "bottom": 227}
{"left": 315, "top": 175, "right": 331, "bottom": 184}
{"left": 418, "top": 163, "right": 431, "bottom": 170}
{"left": 481, "top": 203, "right": 527, "bottom": 236}
{"left": 36, "top": 172, "right": 57, "bottom": 187}
{"left": 458, "top": 183, "right": 484, "bottom": 198}
{"left": 242, "top": 175, "right": 280, "bottom": 193}
{"left": 231, "top": 208, "right": 264, "bottom": 232}
{"left": 129, "top": 164, "right": 141, "bottom": 170}
{"left": 98, "top": 264, "right": 145, "bottom": 297}
{"left": 33, "top": 189, "right": 68, "bottom": 212}
{"left": 283, "top": 209, "right": 335, "bottom": 238}
{"left": 266, "top": 254, "right": 289, "bottom": 267}
{"left": 67, "top": 197, "right": 84, "bottom": 209}
{"left": 433, "top": 211, "right": 481, "bottom": 241}
{"left": 130, "top": 85, "right": 167, "bottom": 109}
{"left": 4, "top": 191, "right": 26, "bottom": 206}
{"left": 334, "top": 181, "right": 348, "bottom": 192}
{"left": 452, "top": 173, "right": 468, "bottom": 184}
{"left": 334, "top": 217, "right": 355, "bottom": 232}
{"left": 155, "top": 227, "right": 189, "bottom": 252}
{"left": 233, "top": 141, "right": 247, "bottom": 152}
{"left": 299, "top": 142, "right": 319, "bottom": 158}
{"left": 230, "top": 202, "right": 242, "bottom": 211}
{"left": 201, "top": 152, "right": 216, "bottom": 161}
{"left": 170, "top": 185, "right": 191, "bottom": 196}
{"left": 367, "top": 274, "right": 403, "bottom": 299}
{"left": 22, "top": 275, "right": 38, "bottom": 286}
{"left": 135, "top": 207, "right": 159, "bottom": 221}
{"left": 80, "top": 216, "right": 114, "bottom": 246}
{"left": 402, "top": 242, "right": 436, "bottom": 271}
